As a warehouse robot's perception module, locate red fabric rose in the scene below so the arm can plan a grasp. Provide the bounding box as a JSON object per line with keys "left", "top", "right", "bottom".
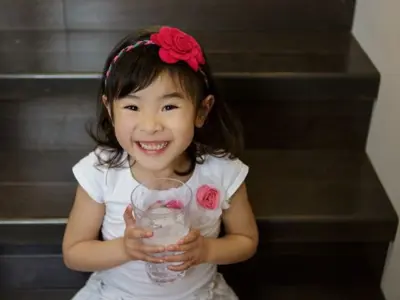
{"left": 196, "top": 185, "right": 220, "bottom": 210}
{"left": 150, "top": 26, "right": 205, "bottom": 71}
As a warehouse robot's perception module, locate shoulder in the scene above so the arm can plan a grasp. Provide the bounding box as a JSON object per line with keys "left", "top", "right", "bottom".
{"left": 72, "top": 148, "right": 110, "bottom": 176}
{"left": 199, "top": 154, "right": 249, "bottom": 200}
{"left": 72, "top": 148, "right": 126, "bottom": 203}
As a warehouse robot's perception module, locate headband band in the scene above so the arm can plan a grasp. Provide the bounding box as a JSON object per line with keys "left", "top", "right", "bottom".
{"left": 104, "top": 26, "right": 208, "bottom": 88}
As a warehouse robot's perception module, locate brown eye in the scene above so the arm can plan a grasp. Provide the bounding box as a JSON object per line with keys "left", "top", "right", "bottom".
{"left": 124, "top": 105, "right": 139, "bottom": 111}
{"left": 163, "top": 105, "right": 178, "bottom": 111}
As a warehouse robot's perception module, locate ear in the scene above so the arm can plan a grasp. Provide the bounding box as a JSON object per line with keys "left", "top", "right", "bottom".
{"left": 102, "top": 95, "right": 113, "bottom": 120}
{"left": 195, "top": 95, "right": 215, "bottom": 128}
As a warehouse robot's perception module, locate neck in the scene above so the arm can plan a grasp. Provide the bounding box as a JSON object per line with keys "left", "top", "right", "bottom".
{"left": 130, "top": 154, "right": 192, "bottom": 184}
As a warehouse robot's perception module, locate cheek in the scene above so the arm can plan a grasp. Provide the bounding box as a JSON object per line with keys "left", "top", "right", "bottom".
{"left": 113, "top": 113, "right": 135, "bottom": 145}
{"left": 167, "top": 111, "right": 195, "bottom": 138}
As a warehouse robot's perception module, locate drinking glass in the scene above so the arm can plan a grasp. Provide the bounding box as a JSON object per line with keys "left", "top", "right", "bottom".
{"left": 130, "top": 178, "right": 192, "bottom": 285}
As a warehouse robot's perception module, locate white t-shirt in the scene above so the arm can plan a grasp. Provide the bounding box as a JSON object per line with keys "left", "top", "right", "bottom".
{"left": 72, "top": 149, "right": 249, "bottom": 300}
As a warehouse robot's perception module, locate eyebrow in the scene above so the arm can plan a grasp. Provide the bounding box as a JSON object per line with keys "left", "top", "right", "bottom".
{"left": 127, "top": 92, "right": 185, "bottom": 100}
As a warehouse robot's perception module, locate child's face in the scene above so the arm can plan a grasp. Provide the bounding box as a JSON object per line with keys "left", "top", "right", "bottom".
{"left": 110, "top": 73, "right": 201, "bottom": 173}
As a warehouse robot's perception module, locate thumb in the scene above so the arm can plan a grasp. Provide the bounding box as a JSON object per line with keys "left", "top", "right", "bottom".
{"left": 124, "top": 204, "right": 136, "bottom": 228}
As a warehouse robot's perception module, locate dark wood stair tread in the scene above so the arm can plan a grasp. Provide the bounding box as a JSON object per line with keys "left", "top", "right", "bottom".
{"left": 0, "top": 150, "right": 396, "bottom": 245}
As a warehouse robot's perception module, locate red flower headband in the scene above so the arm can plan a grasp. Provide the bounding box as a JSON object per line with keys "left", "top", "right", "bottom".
{"left": 105, "top": 26, "right": 207, "bottom": 86}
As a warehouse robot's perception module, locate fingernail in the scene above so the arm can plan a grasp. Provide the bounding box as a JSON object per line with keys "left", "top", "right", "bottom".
{"left": 147, "top": 232, "right": 153, "bottom": 237}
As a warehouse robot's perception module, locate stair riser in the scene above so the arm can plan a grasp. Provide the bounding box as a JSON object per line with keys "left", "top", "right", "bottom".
{"left": 235, "top": 99, "right": 373, "bottom": 149}
{"left": 0, "top": 219, "right": 397, "bottom": 250}
{"left": 0, "top": 79, "right": 375, "bottom": 150}
{"left": 0, "top": 100, "right": 373, "bottom": 150}
{"left": 0, "top": 255, "right": 88, "bottom": 289}
{"left": 0, "top": 0, "right": 355, "bottom": 31}
{"left": 0, "top": 242, "right": 388, "bottom": 289}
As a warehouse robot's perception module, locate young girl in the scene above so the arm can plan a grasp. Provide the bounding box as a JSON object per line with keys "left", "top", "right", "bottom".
{"left": 62, "top": 26, "right": 258, "bottom": 300}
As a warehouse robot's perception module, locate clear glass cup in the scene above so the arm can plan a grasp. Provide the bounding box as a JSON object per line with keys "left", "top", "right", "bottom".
{"left": 130, "top": 177, "right": 192, "bottom": 285}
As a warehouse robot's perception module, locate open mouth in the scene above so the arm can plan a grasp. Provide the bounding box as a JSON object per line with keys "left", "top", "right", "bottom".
{"left": 136, "top": 142, "right": 169, "bottom": 153}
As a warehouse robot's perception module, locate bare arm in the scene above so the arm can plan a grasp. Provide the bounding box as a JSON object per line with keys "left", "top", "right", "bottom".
{"left": 62, "top": 185, "right": 130, "bottom": 272}
{"left": 205, "top": 183, "right": 259, "bottom": 265}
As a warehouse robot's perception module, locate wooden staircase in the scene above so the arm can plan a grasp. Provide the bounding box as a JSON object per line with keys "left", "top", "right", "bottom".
{"left": 0, "top": 0, "right": 397, "bottom": 299}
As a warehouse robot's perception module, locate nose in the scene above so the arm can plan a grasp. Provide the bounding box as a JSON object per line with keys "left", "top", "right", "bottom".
{"left": 138, "top": 113, "right": 162, "bottom": 134}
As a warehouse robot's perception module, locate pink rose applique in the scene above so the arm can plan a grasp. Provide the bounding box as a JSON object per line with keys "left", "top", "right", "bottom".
{"left": 165, "top": 200, "right": 184, "bottom": 209}
{"left": 196, "top": 185, "right": 220, "bottom": 210}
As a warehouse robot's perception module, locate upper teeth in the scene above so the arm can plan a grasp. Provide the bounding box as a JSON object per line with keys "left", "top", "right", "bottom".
{"left": 139, "top": 142, "right": 167, "bottom": 150}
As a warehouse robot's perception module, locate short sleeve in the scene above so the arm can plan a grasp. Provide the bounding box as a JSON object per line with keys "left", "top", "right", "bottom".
{"left": 204, "top": 155, "right": 249, "bottom": 202}
{"left": 221, "top": 158, "right": 249, "bottom": 200}
{"left": 72, "top": 151, "right": 106, "bottom": 203}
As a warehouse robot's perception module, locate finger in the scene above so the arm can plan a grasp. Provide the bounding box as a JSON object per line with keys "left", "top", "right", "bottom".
{"left": 123, "top": 205, "right": 136, "bottom": 228}
{"left": 163, "top": 252, "right": 191, "bottom": 263}
{"left": 166, "top": 241, "right": 196, "bottom": 252}
{"left": 126, "top": 227, "right": 153, "bottom": 239}
{"left": 177, "top": 229, "right": 200, "bottom": 245}
{"left": 132, "top": 251, "right": 165, "bottom": 264}
{"left": 144, "top": 255, "right": 166, "bottom": 264}
{"left": 168, "top": 260, "right": 192, "bottom": 272}
{"left": 139, "top": 244, "right": 166, "bottom": 254}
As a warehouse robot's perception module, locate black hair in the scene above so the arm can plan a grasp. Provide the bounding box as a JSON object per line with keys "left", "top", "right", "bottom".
{"left": 89, "top": 27, "right": 244, "bottom": 175}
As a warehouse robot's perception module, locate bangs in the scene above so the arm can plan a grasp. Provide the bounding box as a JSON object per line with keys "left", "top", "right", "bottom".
{"left": 103, "top": 44, "right": 205, "bottom": 103}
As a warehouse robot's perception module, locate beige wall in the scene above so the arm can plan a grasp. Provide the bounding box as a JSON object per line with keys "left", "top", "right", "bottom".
{"left": 353, "top": 1, "right": 400, "bottom": 300}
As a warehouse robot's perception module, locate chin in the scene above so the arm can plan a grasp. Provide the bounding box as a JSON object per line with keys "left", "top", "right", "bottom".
{"left": 141, "top": 163, "right": 171, "bottom": 173}
{"left": 133, "top": 157, "right": 176, "bottom": 173}
{"left": 130, "top": 142, "right": 191, "bottom": 175}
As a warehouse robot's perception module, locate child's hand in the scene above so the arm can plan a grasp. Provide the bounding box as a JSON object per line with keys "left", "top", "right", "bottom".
{"left": 164, "top": 229, "right": 209, "bottom": 272}
{"left": 123, "top": 205, "right": 165, "bottom": 263}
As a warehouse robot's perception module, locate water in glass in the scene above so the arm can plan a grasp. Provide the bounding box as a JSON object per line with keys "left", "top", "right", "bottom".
{"left": 130, "top": 178, "right": 192, "bottom": 285}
